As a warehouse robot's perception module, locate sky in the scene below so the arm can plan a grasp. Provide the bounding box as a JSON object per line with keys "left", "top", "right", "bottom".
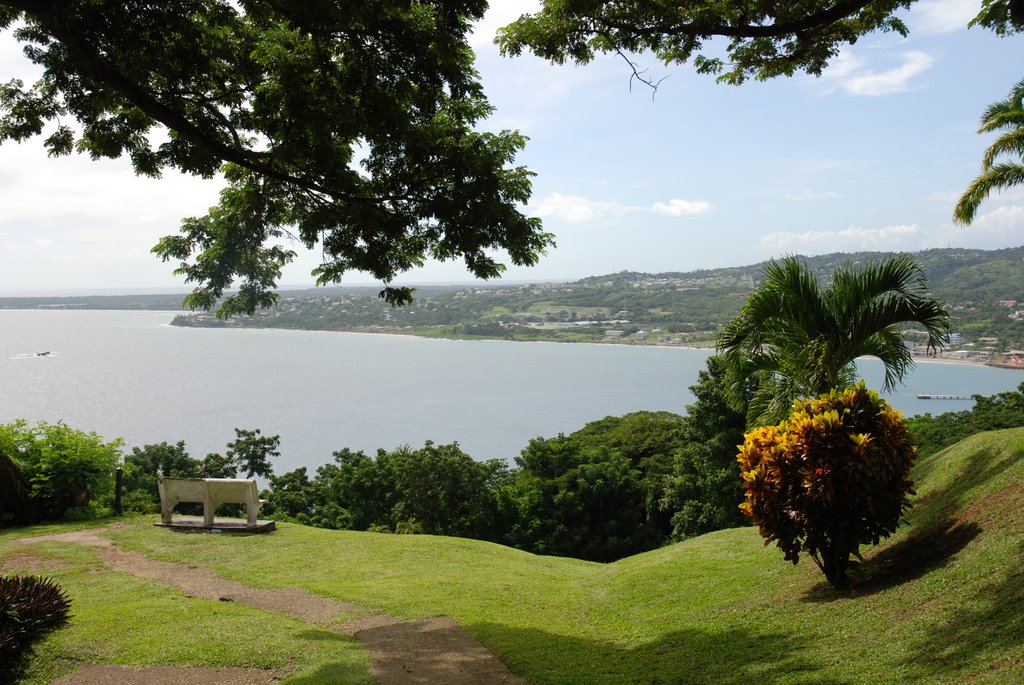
{"left": 0, "top": 0, "right": 1021, "bottom": 295}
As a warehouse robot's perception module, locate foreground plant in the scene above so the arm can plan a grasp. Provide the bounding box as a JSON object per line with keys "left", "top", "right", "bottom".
{"left": 737, "top": 383, "right": 916, "bottom": 589}
{"left": 0, "top": 574, "right": 72, "bottom": 678}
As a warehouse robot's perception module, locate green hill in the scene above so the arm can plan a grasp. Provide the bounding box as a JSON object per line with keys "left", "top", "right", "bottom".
{"left": 158, "top": 245, "right": 1024, "bottom": 352}
{"left": 4, "top": 427, "right": 1024, "bottom": 683}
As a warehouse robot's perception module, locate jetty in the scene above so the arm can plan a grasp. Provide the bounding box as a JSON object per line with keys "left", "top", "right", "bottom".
{"left": 916, "top": 394, "right": 973, "bottom": 400}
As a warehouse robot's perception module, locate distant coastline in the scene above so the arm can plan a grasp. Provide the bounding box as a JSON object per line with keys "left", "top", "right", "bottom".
{"left": 170, "top": 317, "right": 1024, "bottom": 372}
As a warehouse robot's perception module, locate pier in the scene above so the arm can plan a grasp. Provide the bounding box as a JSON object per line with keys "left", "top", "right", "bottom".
{"left": 916, "top": 394, "right": 973, "bottom": 400}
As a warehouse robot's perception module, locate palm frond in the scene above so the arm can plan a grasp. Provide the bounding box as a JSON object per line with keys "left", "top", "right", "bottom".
{"left": 718, "top": 254, "right": 949, "bottom": 421}
{"left": 857, "top": 328, "right": 914, "bottom": 393}
{"left": 954, "top": 163, "right": 1024, "bottom": 225}
{"left": 978, "top": 77, "right": 1024, "bottom": 131}
{"left": 981, "top": 129, "right": 1024, "bottom": 169}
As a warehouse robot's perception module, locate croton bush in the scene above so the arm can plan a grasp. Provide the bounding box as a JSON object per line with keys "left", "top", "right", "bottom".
{"left": 737, "top": 382, "right": 916, "bottom": 589}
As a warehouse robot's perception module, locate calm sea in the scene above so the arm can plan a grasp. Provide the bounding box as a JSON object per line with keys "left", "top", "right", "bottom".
{"left": 1, "top": 310, "right": 1021, "bottom": 473}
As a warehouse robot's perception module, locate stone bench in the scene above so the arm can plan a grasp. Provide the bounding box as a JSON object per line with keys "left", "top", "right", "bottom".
{"left": 158, "top": 477, "right": 266, "bottom": 526}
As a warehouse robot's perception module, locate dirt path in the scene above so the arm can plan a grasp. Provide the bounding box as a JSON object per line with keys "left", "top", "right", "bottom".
{"left": 14, "top": 529, "right": 525, "bottom": 685}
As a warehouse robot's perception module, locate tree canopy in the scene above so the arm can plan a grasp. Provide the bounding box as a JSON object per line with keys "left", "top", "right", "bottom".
{"left": 497, "top": 0, "right": 915, "bottom": 85}
{"left": 498, "top": 1, "right": 1022, "bottom": 86}
{"left": 0, "top": 1, "right": 552, "bottom": 315}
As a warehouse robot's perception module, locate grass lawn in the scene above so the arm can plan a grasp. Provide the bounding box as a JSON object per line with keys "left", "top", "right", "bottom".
{"left": 4, "top": 428, "right": 1023, "bottom": 684}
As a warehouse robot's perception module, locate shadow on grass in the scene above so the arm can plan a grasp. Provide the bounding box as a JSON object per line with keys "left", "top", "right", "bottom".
{"left": 803, "top": 444, "right": 1013, "bottom": 600}
{"left": 280, "top": 659, "right": 374, "bottom": 685}
{"left": 910, "top": 445, "right": 1018, "bottom": 523}
{"left": 903, "top": 543, "right": 1024, "bottom": 681}
{"left": 279, "top": 630, "right": 372, "bottom": 684}
{"left": 475, "top": 623, "right": 847, "bottom": 685}
{"left": 802, "top": 520, "right": 983, "bottom": 602}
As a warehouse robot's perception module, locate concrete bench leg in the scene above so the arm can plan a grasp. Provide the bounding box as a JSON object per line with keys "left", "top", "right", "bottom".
{"left": 203, "top": 495, "right": 215, "bottom": 525}
{"left": 247, "top": 500, "right": 258, "bottom": 526}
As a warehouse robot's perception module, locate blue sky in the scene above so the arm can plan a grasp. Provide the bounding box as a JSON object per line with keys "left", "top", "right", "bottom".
{"left": 0, "top": 0, "right": 1021, "bottom": 294}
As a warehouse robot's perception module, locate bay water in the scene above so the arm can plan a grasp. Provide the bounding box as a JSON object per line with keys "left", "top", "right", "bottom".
{"left": 1, "top": 310, "right": 1021, "bottom": 474}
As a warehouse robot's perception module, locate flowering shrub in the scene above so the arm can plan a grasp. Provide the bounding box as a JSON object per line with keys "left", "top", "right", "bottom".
{"left": 737, "top": 382, "right": 916, "bottom": 589}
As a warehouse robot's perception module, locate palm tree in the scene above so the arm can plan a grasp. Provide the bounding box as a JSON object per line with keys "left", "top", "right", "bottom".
{"left": 718, "top": 255, "right": 949, "bottom": 426}
{"left": 954, "top": 77, "right": 1024, "bottom": 225}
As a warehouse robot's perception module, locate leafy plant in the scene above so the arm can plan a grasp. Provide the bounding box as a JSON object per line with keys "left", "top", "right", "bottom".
{"left": 737, "top": 383, "right": 916, "bottom": 589}
{"left": 0, "top": 421, "right": 122, "bottom": 521}
{"left": 0, "top": 574, "right": 72, "bottom": 677}
{"left": 395, "top": 518, "right": 425, "bottom": 535}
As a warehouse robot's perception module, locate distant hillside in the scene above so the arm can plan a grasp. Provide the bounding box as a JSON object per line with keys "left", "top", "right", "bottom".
{"left": 4, "top": 246, "right": 1024, "bottom": 355}
{"left": 168, "top": 246, "right": 1024, "bottom": 356}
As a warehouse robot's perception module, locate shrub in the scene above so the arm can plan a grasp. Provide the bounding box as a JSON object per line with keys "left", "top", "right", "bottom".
{"left": 0, "top": 575, "right": 72, "bottom": 677}
{"left": 0, "top": 421, "right": 122, "bottom": 521}
{"left": 737, "top": 382, "right": 915, "bottom": 589}
{"left": 503, "top": 436, "right": 655, "bottom": 562}
{"left": 0, "top": 450, "right": 32, "bottom": 526}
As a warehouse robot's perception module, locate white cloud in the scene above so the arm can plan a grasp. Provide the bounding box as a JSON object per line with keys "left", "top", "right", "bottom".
{"left": 533, "top": 193, "right": 712, "bottom": 224}
{"left": 930, "top": 205, "right": 1024, "bottom": 250}
{"left": 910, "top": 0, "right": 981, "bottom": 34}
{"left": 785, "top": 190, "right": 843, "bottom": 201}
{"left": 968, "top": 205, "right": 1024, "bottom": 232}
{"left": 533, "top": 193, "right": 622, "bottom": 223}
{"left": 843, "top": 51, "right": 935, "bottom": 96}
{"left": 760, "top": 224, "right": 923, "bottom": 251}
{"left": 821, "top": 50, "right": 935, "bottom": 96}
{"left": 650, "top": 199, "right": 712, "bottom": 216}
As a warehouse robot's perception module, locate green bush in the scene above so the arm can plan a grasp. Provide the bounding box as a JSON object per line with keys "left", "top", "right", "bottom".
{"left": 0, "top": 575, "right": 72, "bottom": 679}
{"left": 0, "top": 450, "right": 32, "bottom": 526}
{"left": 737, "top": 383, "right": 916, "bottom": 589}
{"left": 0, "top": 421, "right": 122, "bottom": 521}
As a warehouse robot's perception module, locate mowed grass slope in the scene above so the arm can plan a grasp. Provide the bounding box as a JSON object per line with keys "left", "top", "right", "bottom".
{"left": 4, "top": 427, "right": 1023, "bottom": 684}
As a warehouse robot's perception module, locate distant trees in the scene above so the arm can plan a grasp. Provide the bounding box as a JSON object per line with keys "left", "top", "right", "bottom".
{"left": 954, "top": 77, "right": 1024, "bottom": 225}
{"left": 737, "top": 383, "right": 916, "bottom": 589}
{"left": 659, "top": 357, "right": 749, "bottom": 539}
{"left": 908, "top": 382, "right": 1024, "bottom": 457}
{"left": 501, "top": 435, "right": 655, "bottom": 561}
{"left": 718, "top": 255, "right": 949, "bottom": 426}
{"left": 226, "top": 428, "right": 279, "bottom": 479}
{"left": 122, "top": 428, "right": 279, "bottom": 513}
{"left": 264, "top": 443, "right": 509, "bottom": 539}
{"left": 253, "top": 362, "right": 751, "bottom": 561}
